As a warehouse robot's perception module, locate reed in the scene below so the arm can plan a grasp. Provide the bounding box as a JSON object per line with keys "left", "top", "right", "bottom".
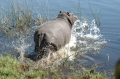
{"left": 0, "top": 0, "right": 44, "bottom": 37}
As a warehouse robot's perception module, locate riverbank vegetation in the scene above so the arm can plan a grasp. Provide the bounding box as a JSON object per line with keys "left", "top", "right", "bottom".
{"left": 0, "top": 0, "right": 45, "bottom": 37}
{"left": 0, "top": 55, "right": 108, "bottom": 79}
{"left": 0, "top": 0, "right": 112, "bottom": 79}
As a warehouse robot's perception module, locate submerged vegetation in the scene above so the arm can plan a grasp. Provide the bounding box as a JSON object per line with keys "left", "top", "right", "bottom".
{"left": 0, "top": 0, "right": 113, "bottom": 79}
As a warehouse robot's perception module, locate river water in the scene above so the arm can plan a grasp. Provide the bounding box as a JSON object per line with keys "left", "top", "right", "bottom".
{"left": 0, "top": 0, "right": 120, "bottom": 72}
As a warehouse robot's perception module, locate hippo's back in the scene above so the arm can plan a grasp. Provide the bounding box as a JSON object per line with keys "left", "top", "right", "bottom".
{"left": 35, "top": 19, "right": 71, "bottom": 49}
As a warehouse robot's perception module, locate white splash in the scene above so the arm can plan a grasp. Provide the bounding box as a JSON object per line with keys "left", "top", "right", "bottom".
{"left": 11, "top": 18, "right": 106, "bottom": 68}
{"left": 36, "top": 19, "right": 107, "bottom": 67}
{"left": 57, "top": 19, "right": 107, "bottom": 61}
{"left": 12, "top": 34, "right": 32, "bottom": 61}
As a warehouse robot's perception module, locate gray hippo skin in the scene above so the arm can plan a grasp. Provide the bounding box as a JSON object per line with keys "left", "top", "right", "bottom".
{"left": 33, "top": 11, "right": 78, "bottom": 61}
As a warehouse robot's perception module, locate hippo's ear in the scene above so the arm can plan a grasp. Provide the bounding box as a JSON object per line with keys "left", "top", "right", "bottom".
{"left": 59, "top": 11, "right": 62, "bottom": 13}
{"left": 67, "top": 12, "right": 70, "bottom": 16}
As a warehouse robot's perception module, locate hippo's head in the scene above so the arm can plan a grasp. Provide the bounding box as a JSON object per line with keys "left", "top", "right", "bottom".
{"left": 58, "top": 11, "right": 78, "bottom": 27}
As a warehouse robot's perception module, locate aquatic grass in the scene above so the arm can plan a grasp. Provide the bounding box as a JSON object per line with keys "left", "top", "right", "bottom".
{"left": 88, "top": 0, "right": 101, "bottom": 27}
{"left": 37, "top": 0, "right": 49, "bottom": 20}
{"left": 0, "top": 0, "right": 46, "bottom": 55}
{"left": 0, "top": 0, "right": 45, "bottom": 37}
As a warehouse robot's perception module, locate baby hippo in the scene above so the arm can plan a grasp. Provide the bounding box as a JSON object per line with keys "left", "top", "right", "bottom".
{"left": 33, "top": 11, "right": 78, "bottom": 61}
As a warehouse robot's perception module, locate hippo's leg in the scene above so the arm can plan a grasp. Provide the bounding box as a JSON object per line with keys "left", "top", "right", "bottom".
{"left": 36, "top": 40, "right": 50, "bottom": 59}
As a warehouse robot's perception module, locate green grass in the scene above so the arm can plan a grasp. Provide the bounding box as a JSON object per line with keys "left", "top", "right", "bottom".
{"left": 0, "top": 55, "right": 109, "bottom": 79}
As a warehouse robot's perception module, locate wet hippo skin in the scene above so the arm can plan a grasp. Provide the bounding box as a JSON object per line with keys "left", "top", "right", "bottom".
{"left": 32, "top": 11, "right": 78, "bottom": 61}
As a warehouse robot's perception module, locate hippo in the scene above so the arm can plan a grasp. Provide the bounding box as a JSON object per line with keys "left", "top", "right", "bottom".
{"left": 33, "top": 11, "right": 78, "bottom": 61}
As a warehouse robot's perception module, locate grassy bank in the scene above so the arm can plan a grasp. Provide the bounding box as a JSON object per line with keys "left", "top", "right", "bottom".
{"left": 0, "top": 55, "right": 108, "bottom": 79}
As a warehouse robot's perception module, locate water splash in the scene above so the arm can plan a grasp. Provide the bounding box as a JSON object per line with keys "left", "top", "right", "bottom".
{"left": 12, "top": 34, "right": 33, "bottom": 61}
{"left": 0, "top": 18, "right": 106, "bottom": 68}
{"left": 31, "top": 19, "right": 107, "bottom": 68}
{"left": 72, "top": 19, "right": 106, "bottom": 55}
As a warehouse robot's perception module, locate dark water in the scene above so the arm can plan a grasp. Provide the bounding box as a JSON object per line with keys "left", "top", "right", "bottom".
{"left": 0, "top": 0, "right": 120, "bottom": 71}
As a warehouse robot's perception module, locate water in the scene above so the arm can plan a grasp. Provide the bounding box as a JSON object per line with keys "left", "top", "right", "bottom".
{"left": 0, "top": 0, "right": 120, "bottom": 71}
